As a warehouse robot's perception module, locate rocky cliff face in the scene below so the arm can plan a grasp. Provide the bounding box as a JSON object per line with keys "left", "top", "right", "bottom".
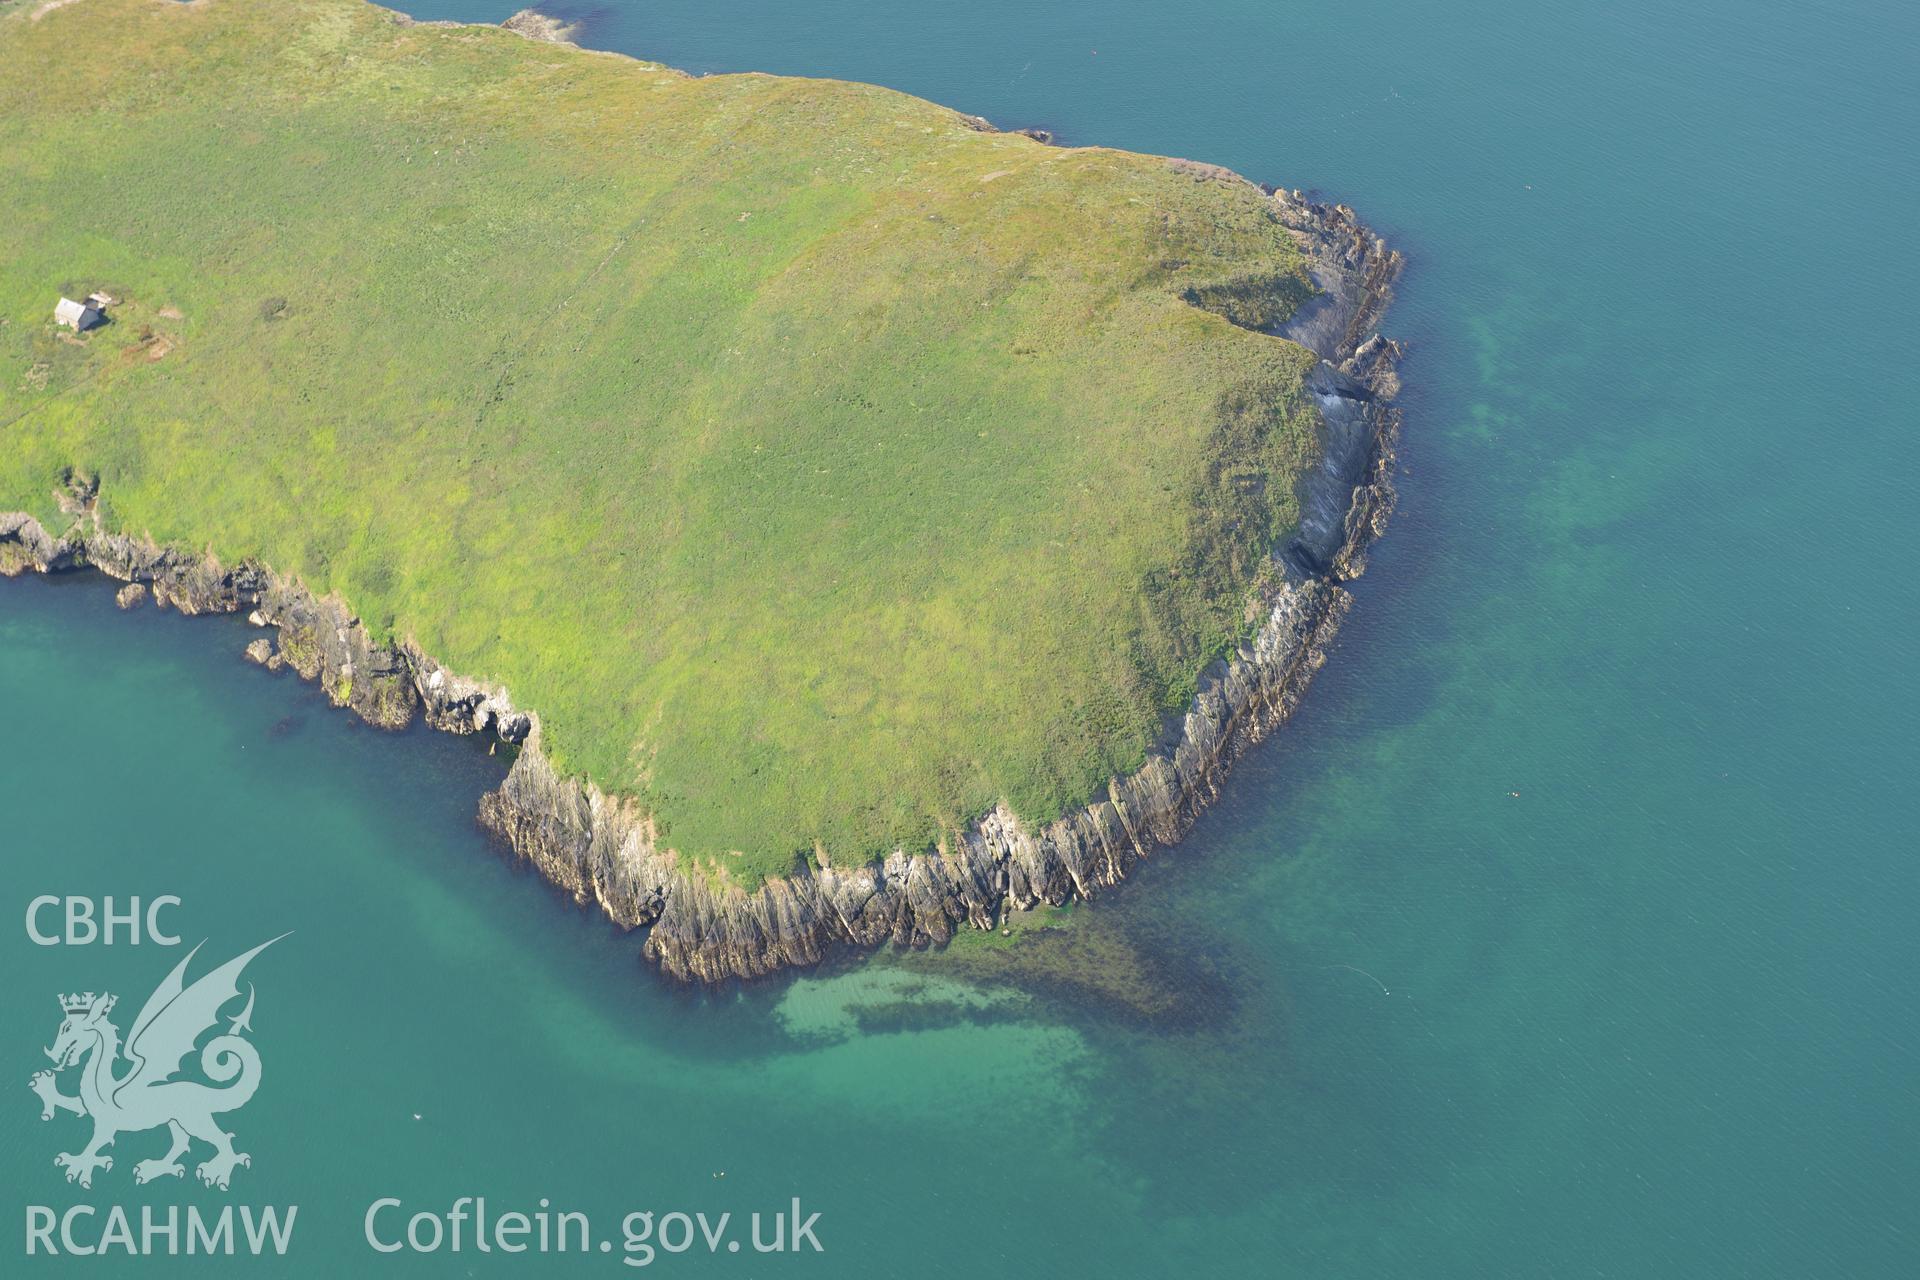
{"left": 0, "top": 508, "right": 540, "bottom": 745}
{"left": 0, "top": 190, "right": 1402, "bottom": 984}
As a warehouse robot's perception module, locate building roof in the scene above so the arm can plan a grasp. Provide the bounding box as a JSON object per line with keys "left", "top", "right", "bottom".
{"left": 53, "top": 296, "right": 103, "bottom": 330}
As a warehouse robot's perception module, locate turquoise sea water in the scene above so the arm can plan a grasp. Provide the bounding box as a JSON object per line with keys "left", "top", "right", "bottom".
{"left": 4, "top": 0, "right": 1916, "bottom": 1274}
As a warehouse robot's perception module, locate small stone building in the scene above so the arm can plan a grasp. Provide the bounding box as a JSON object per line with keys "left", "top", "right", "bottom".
{"left": 53, "top": 296, "right": 105, "bottom": 332}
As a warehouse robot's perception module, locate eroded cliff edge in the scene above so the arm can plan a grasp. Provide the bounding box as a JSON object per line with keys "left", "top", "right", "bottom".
{"left": 1, "top": 189, "right": 1402, "bottom": 983}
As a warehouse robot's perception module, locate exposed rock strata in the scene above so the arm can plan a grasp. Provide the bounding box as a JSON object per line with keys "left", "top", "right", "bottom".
{"left": 500, "top": 9, "right": 578, "bottom": 45}
{"left": 0, "top": 515, "right": 531, "bottom": 742}
{"left": 0, "top": 191, "right": 1402, "bottom": 983}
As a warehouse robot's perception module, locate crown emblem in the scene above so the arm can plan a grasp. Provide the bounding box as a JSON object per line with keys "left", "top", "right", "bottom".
{"left": 59, "top": 992, "right": 113, "bottom": 1016}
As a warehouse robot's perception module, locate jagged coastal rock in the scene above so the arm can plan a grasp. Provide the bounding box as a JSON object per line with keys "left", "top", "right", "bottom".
{"left": 500, "top": 9, "right": 578, "bottom": 45}
{"left": 2, "top": 185, "right": 1400, "bottom": 983}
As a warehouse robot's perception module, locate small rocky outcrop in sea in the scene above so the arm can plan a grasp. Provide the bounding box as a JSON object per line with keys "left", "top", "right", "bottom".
{"left": 501, "top": 9, "right": 578, "bottom": 45}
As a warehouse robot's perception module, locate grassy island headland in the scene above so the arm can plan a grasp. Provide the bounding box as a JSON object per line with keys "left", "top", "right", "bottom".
{"left": 3, "top": 0, "right": 1339, "bottom": 886}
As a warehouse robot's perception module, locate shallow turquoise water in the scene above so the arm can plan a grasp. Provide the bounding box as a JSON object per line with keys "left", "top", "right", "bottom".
{"left": 4, "top": 0, "right": 1916, "bottom": 1274}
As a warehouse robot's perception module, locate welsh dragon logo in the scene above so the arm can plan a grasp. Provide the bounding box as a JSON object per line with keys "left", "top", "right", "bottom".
{"left": 28, "top": 936, "right": 285, "bottom": 1191}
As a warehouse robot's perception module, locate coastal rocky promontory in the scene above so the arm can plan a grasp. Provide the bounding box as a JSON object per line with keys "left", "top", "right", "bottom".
{"left": 0, "top": 1, "right": 1402, "bottom": 982}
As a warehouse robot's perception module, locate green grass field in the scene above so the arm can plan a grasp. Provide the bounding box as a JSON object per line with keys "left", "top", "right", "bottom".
{"left": 0, "top": 0, "right": 1326, "bottom": 884}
